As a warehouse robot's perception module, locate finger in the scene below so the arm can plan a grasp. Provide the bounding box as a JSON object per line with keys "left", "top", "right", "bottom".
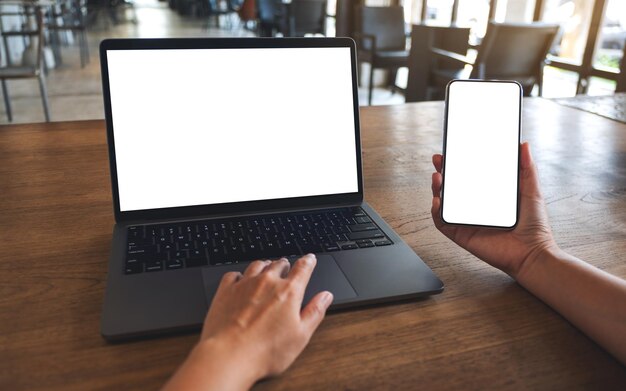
{"left": 219, "top": 271, "right": 242, "bottom": 287}
{"left": 301, "top": 291, "right": 333, "bottom": 336}
{"left": 243, "top": 260, "right": 271, "bottom": 277}
{"left": 288, "top": 253, "right": 317, "bottom": 287}
{"left": 432, "top": 154, "right": 443, "bottom": 173}
{"left": 519, "top": 142, "right": 541, "bottom": 196}
{"left": 266, "top": 258, "right": 291, "bottom": 278}
{"left": 212, "top": 271, "right": 243, "bottom": 301}
{"left": 431, "top": 195, "right": 445, "bottom": 231}
{"left": 520, "top": 142, "right": 533, "bottom": 170}
{"left": 431, "top": 172, "right": 442, "bottom": 197}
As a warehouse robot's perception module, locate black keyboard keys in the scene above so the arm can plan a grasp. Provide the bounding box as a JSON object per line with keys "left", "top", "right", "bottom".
{"left": 349, "top": 223, "right": 378, "bottom": 232}
{"left": 347, "top": 230, "right": 385, "bottom": 241}
{"left": 356, "top": 239, "right": 375, "bottom": 248}
{"left": 125, "top": 261, "right": 143, "bottom": 274}
{"left": 123, "top": 206, "right": 393, "bottom": 274}
{"left": 166, "top": 258, "right": 184, "bottom": 270}
{"left": 186, "top": 257, "right": 208, "bottom": 268}
{"left": 145, "top": 260, "right": 163, "bottom": 272}
{"left": 187, "top": 249, "right": 208, "bottom": 268}
{"left": 374, "top": 240, "right": 393, "bottom": 246}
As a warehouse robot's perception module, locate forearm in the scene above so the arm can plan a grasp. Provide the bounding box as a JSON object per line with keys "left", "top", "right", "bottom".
{"left": 162, "top": 339, "right": 260, "bottom": 391}
{"left": 517, "top": 247, "right": 626, "bottom": 364}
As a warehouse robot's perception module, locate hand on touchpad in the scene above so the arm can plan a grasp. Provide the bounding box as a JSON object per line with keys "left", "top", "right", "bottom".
{"left": 201, "top": 255, "right": 357, "bottom": 308}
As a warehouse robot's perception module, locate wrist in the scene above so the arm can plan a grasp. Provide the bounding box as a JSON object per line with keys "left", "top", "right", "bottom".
{"left": 514, "top": 242, "right": 560, "bottom": 284}
{"left": 190, "top": 335, "right": 265, "bottom": 390}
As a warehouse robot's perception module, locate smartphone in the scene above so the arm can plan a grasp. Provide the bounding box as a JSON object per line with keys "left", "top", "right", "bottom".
{"left": 440, "top": 79, "right": 522, "bottom": 229}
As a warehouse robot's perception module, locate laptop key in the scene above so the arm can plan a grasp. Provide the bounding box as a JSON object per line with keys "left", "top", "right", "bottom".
{"left": 243, "top": 243, "right": 268, "bottom": 262}
{"left": 124, "top": 262, "right": 143, "bottom": 274}
{"left": 161, "top": 243, "right": 175, "bottom": 252}
{"left": 278, "top": 241, "right": 299, "bottom": 256}
{"left": 186, "top": 257, "right": 208, "bottom": 268}
{"left": 173, "top": 250, "right": 188, "bottom": 259}
{"left": 145, "top": 260, "right": 163, "bottom": 272}
{"left": 300, "top": 243, "right": 323, "bottom": 254}
{"left": 357, "top": 241, "right": 375, "bottom": 248}
{"left": 352, "top": 208, "right": 366, "bottom": 217}
{"left": 323, "top": 243, "right": 340, "bottom": 252}
{"left": 335, "top": 226, "right": 349, "bottom": 234}
{"left": 209, "top": 256, "right": 228, "bottom": 266}
{"left": 349, "top": 223, "right": 378, "bottom": 232}
{"left": 179, "top": 242, "right": 193, "bottom": 250}
{"left": 341, "top": 243, "right": 358, "bottom": 250}
{"left": 166, "top": 258, "right": 184, "bottom": 270}
{"left": 209, "top": 246, "right": 227, "bottom": 258}
{"left": 126, "top": 254, "right": 144, "bottom": 264}
{"left": 374, "top": 240, "right": 393, "bottom": 246}
{"left": 347, "top": 230, "right": 385, "bottom": 241}
{"left": 128, "top": 245, "right": 153, "bottom": 255}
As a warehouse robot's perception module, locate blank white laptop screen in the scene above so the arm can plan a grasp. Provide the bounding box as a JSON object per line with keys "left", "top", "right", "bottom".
{"left": 106, "top": 47, "right": 359, "bottom": 212}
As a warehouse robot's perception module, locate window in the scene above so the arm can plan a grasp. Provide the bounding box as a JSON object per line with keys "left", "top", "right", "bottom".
{"left": 542, "top": 0, "right": 595, "bottom": 64}
{"left": 424, "top": 0, "right": 455, "bottom": 25}
{"left": 412, "top": 0, "right": 624, "bottom": 96}
{"left": 494, "top": 0, "right": 536, "bottom": 23}
{"left": 587, "top": 76, "right": 617, "bottom": 95}
{"left": 541, "top": 66, "right": 579, "bottom": 97}
{"left": 456, "top": 0, "right": 491, "bottom": 40}
{"left": 593, "top": 0, "right": 625, "bottom": 71}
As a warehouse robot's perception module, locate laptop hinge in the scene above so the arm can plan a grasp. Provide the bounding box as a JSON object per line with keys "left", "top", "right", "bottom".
{"left": 117, "top": 199, "right": 364, "bottom": 226}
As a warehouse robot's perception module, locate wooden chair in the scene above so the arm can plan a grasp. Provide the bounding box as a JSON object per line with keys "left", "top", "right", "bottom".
{"left": 428, "top": 22, "right": 559, "bottom": 98}
{"left": 0, "top": 8, "right": 50, "bottom": 122}
{"left": 405, "top": 24, "right": 470, "bottom": 102}
{"left": 286, "top": 0, "right": 327, "bottom": 37}
{"left": 354, "top": 5, "right": 409, "bottom": 105}
{"left": 335, "top": 0, "right": 362, "bottom": 38}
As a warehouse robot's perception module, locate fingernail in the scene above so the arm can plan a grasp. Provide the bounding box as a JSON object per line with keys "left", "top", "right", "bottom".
{"left": 322, "top": 291, "right": 334, "bottom": 307}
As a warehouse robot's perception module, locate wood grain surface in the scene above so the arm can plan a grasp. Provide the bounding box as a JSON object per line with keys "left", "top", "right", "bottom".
{"left": 1, "top": 99, "right": 625, "bottom": 390}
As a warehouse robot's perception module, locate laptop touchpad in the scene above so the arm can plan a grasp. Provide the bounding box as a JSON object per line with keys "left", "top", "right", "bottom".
{"left": 201, "top": 255, "right": 357, "bottom": 307}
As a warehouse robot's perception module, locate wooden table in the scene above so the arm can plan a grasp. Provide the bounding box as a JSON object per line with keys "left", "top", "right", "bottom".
{"left": 553, "top": 92, "right": 626, "bottom": 124}
{"left": 1, "top": 99, "right": 625, "bottom": 390}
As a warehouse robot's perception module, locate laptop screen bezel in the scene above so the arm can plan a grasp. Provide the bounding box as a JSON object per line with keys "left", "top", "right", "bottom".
{"left": 100, "top": 38, "right": 364, "bottom": 223}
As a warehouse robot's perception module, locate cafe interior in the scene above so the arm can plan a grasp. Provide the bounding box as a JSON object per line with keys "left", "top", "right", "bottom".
{"left": 0, "top": 0, "right": 624, "bottom": 123}
{"left": 2, "top": 0, "right": 626, "bottom": 390}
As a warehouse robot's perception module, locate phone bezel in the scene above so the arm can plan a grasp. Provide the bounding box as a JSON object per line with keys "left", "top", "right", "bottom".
{"left": 440, "top": 79, "right": 522, "bottom": 230}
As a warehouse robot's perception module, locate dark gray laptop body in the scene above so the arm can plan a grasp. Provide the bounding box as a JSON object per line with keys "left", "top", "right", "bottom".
{"left": 99, "top": 37, "right": 443, "bottom": 341}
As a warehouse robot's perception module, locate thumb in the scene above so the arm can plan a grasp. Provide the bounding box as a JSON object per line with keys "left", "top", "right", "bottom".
{"left": 300, "top": 291, "right": 333, "bottom": 335}
{"left": 520, "top": 142, "right": 541, "bottom": 196}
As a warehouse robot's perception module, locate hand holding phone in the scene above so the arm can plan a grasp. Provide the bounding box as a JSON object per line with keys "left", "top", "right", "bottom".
{"left": 440, "top": 79, "right": 522, "bottom": 229}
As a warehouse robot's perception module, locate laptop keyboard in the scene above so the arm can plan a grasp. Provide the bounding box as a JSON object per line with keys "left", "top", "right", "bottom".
{"left": 124, "top": 207, "right": 394, "bottom": 274}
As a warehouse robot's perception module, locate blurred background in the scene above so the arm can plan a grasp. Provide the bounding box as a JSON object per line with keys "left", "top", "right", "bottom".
{"left": 0, "top": 0, "right": 624, "bottom": 123}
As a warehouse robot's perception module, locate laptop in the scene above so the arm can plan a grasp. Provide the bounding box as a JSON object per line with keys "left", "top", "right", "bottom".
{"left": 99, "top": 37, "right": 443, "bottom": 341}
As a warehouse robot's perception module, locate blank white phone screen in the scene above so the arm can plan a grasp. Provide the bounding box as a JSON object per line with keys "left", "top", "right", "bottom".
{"left": 106, "top": 47, "right": 358, "bottom": 212}
{"left": 441, "top": 81, "right": 521, "bottom": 227}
